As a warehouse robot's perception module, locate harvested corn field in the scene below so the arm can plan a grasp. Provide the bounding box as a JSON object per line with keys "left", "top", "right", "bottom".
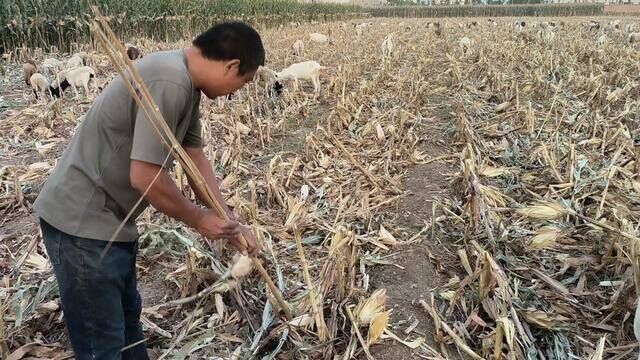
{"left": 2, "top": 14, "right": 640, "bottom": 360}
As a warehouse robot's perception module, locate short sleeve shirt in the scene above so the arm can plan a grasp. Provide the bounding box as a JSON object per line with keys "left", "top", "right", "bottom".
{"left": 34, "top": 50, "right": 202, "bottom": 242}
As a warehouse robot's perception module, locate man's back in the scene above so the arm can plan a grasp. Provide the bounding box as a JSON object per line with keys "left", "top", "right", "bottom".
{"left": 34, "top": 50, "right": 202, "bottom": 242}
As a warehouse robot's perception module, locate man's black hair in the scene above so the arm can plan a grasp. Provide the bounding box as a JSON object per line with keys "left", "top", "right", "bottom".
{"left": 193, "top": 22, "right": 265, "bottom": 75}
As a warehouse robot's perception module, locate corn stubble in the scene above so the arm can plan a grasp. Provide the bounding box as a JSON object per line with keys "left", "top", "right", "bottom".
{"left": 4, "top": 14, "right": 640, "bottom": 360}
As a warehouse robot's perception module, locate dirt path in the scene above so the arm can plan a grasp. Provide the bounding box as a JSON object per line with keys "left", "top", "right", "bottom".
{"left": 369, "top": 107, "right": 463, "bottom": 359}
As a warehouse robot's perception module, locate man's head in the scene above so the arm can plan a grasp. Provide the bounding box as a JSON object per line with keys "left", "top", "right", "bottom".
{"left": 188, "top": 22, "right": 264, "bottom": 99}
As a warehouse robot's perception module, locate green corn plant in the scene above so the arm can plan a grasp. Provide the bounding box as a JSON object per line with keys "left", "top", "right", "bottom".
{"left": 0, "top": 0, "right": 364, "bottom": 53}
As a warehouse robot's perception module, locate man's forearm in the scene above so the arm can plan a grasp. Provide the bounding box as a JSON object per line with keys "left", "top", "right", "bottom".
{"left": 185, "top": 147, "right": 236, "bottom": 220}
{"left": 131, "top": 161, "right": 202, "bottom": 228}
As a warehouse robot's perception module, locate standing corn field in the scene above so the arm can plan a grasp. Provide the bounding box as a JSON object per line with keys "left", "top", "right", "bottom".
{"left": 0, "top": 0, "right": 366, "bottom": 53}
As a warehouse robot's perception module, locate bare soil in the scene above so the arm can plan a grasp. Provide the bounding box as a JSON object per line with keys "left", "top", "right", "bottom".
{"left": 369, "top": 114, "right": 464, "bottom": 359}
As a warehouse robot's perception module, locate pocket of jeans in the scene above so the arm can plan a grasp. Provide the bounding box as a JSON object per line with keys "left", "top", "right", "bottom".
{"left": 41, "top": 221, "right": 62, "bottom": 265}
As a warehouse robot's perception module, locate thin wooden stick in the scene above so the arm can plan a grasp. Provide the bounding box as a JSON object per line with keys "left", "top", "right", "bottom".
{"left": 294, "top": 227, "right": 328, "bottom": 342}
{"left": 420, "top": 300, "right": 484, "bottom": 360}
{"left": 90, "top": 6, "right": 291, "bottom": 320}
{"left": 329, "top": 134, "right": 383, "bottom": 190}
{"left": 345, "top": 306, "right": 375, "bottom": 360}
{"left": 148, "top": 276, "right": 232, "bottom": 310}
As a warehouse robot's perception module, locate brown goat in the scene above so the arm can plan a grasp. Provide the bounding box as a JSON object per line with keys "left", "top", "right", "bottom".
{"left": 23, "top": 60, "right": 37, "bottom": 86}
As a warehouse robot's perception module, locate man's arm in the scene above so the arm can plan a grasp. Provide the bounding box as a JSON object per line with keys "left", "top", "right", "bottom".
{"left": 184, "top": 146, "right": 235, "bottom": 220}
{"left": 129, "top": 159, "right": 245, "bottom": 248}
{"left": 184, "top": 146, "right": 258, "bottom": 255}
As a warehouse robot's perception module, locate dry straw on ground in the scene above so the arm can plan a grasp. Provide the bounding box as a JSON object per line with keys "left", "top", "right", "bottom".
{"left": 2, "top": 14, "right": 640, "bottom": 360}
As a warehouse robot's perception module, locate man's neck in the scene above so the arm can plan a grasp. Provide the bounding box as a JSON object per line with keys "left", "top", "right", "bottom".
{"left": 184, "top": 47, "right": 203, "bottom": 90}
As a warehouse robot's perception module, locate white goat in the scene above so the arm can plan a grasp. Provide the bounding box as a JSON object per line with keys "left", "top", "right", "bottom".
{"left": 629, "top": 32, "right": 640, "bottom": 44}
{"left": 293, "top": 39, "right": 304, "bottom": 57}
{"left": 610, "top": 19, "right": 622, "bottom": 30}
{"left": 73, "top": 51, "right": 88, "bottom": 64}
{"left": 55, "top": 69, "right": 69, "bottom": 88}
{"left": 543, "top": 29, "right": 556, "bottom": 45}
{"left": 309, "top": 33, "right": 329, "bottom": 45}
{"left": 596, "top": 34, "right": 607, "bottom": 47}
{"left": 66, "top": 66, "right": 96, "bottom": 98}
{"left": 625, "top": 23, "right": 636, "bottom": 33}
{"left": 382, "top": 34, "right": 394, "bottom": 60}
{"left": 459, "top": 36, "right": 472, "bottom": 56}
{"left": 355, "top": 22, "right": 371, "bottom": 37}
{"left": 30, "top": 73, "right": 54, "bottom": 101}
{"left": 255, "top": 65, "right": 279, "bottom": 93}
{"left": 277, "top": 61, "right": 327, "bottom": 93}
{"left": 66, "top": 55, "right": 84, "bottom": 70}
{"left": 42, "top": 58, "right": 64, "bottom": 78}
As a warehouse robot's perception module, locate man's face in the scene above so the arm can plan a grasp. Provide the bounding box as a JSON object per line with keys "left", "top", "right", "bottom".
{"left": 199, "top": 60, "right": 256, "bottom": 99}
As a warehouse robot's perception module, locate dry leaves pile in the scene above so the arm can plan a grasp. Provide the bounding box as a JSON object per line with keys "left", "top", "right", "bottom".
{"left": 2, "top": 15, "right": 640, "bottom": 360}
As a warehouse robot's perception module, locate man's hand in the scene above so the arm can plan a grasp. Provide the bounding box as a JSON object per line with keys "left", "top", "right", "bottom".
{"left": 194, "top": 209, "right": 241, "bottom": 241}
{"left": 242, "top": 226, "right": 260, "bottom": 256}
{"left": 227, "top": 225, "right": 259, "bottom": 256}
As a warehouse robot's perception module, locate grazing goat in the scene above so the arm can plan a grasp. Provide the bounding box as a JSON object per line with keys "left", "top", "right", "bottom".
{"left": 73, "top": 51, "right": 88, "bottom": 65}
{"left": 255, "top": 65, "right": 280, "bottom": 94}
{"left": 459, "top": 36, "right": 472, "bottom": 56}
{"left": 30, "top": 73, "right": 61, "bottom": 101}
{"left": 23, "top": 61, "right": 37, "bottom": 86}
{"left": 543, "top": 29, "right": 556, "bottom": 45}
{"left": 588, "top": 20, "right": 600, "bottom": 32}
{"left": 66, "top": 55, "right": 84, "bottom": 70}
{"left": 56, "top": 69, "right": 69, "bottom": 85}
{"left": 382, "top": 34, "right": 394, "bottom": 60}
{"left": 293, "top": 39, "right": 304, "bottom": 57}
{"left": 625, "top": 23, "right": 636, "bottom": 33}
{"left": 309, "top": 33, "right": 329, "bottom": 45}
{"left": 42, "top": 58, "right": 64, "bottom": 78}
{"left": 596, "top": 34, "right": 607, "bottom": 47}
{"left": 610, "top": 19, "right": 622, "bottom": 30}
{"left": 355, "top": 22, "right": 371, "bottom": 36}
{"left": 66, "top": 66, "right": 96, "bottom": 98}
{"left": 277, "top": 61, "right": 327, "bottom": 93}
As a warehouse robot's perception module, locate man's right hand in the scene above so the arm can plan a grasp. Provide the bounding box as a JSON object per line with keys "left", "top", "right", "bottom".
{"left": 194, "top": 209, "right": 241, "bottom": 241}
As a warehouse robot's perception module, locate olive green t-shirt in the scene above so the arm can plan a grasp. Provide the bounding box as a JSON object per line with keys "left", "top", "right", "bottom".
{"left": 34, "top": 50, "right": 202, "bottom": 242}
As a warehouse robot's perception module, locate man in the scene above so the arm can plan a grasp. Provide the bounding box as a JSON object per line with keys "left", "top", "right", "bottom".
{"left": 33, "top": 22, "right": 262, "bottom": 360}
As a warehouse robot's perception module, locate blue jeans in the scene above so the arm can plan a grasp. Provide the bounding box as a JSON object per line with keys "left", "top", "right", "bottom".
{"left": 40, "top": 219, "right": 149, "bottom": 360}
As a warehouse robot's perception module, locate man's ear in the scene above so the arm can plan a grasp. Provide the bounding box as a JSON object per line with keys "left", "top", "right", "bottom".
{"left": 224, "top": 59, "right": 241, "bottom": 75}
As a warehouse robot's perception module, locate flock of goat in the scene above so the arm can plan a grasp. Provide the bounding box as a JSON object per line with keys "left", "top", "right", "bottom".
{"left": 19, "top": 18, "right": 640, "bottom": 103}
{"left": 21, "top": 43, "right": 141, "bottom": 102}
{"left": 255, "top": 17, "right": 640, "bottom": 96}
